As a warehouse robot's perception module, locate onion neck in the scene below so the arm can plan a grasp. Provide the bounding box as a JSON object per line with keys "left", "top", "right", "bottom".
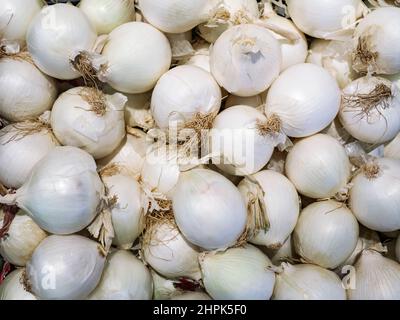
{"left": 0, "top": 193, "right": 17, "bottom": 206}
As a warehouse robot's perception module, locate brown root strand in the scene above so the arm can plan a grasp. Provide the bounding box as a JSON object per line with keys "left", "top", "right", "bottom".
{"left": 0, "top": 46, "right": 34, "bottom": 64}
{"left": 353, "top": 35, "right": 378, "bottom": 73}
{"left": 79, "top": 87, "right": 107, "bottom": 116}
{"left": 99, "top": 163, "right": 122, "bottom": 177}
{"left": 184, "top": 112, "right": 217, "bottom": 133}
{"left": 362, "top": 162, "right": 380, "bottom": 180}
{"left": 257, "top": 114, "right": 282, "bottom": 136}
{"left": 21, "top": 269, "right": 33, "bottom": 294}
{"left": 70, "top": 52, "right": 99, "bottom": 87}
{"left": 0, "top": 119, "right": 52, "bottom": 145}
{"left": 0, "top": 205, "right": 18, "bottom": 239}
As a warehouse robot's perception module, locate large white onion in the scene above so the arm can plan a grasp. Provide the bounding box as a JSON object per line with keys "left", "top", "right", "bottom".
{"left": 210, "top": 24, "right": 281, "bottom": 97}
{"left": 349, "top": 157, "right": 400, "bottom": 232}
{"left": 294, "top": 200, "right": 359, "bottom": 269}
{"left": 0, "top": 56, "right": 57, "bottom": 122}
{"left": 285, "top": 134, "right": 352, "bottom": 199}
{"left": 51, "top": 87, "right": 126, "bottom": 159}
{"left": 0, "top": 121, "right": 58, "bottom": 189}
{"left": 172, "top": 168, "right": 247, "bottom": 250}
{"left": 26, "top": 3, "right": 97, "bottom": 80}
{"left": 0, "top": 268, "right": 37, "bottom": 300}
{"left": 265, "top": 63, "right": 341, "bottom": 138}
{"left": 273, "top": 263, "right": 346, "bottom": 300}
{"left": 0, "top": 146, "right": 104, "bottom": 235}
{"left": 98, "top": 22, "right": 171, "bottom": 94}
{"left": 200, "top": 244, "right": 276, "bottom": 300}
{"left": 88, "top": 250, "right": 152, "bottom": 300}
{"left": 151, "top": 65, "right": 221, "bottom": 129}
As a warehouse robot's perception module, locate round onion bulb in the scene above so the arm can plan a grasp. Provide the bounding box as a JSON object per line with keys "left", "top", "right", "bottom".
{"left": 265, "top": 63, "right": 341, "bottom": 138}
{"left": 98, "top": 22, "right": 171, "bottom": 94}
{"left": 293, "top": 200, "right": 359, "bottom": 269}
{"left": 286, "top": 134, "right": 351, "bottom": 199}
{"left": 210, "top": 24, "right": 281, "bottom": 97}
{"left": 151, "top": 65, "right": 221, "bottom": 129}
{"left": 238, "top": 170, "right": 300, "bottom": 249}
{"left": 339, "top": 76, "right": 400, "bottom": 144}
{"left": 0, "top": 209, "right": 46, "bottom": 266}
{"left": 273, "top": 263, "right": 346, "bottom": 300}
{"left": 0, "top": 121, "right": 58, "bottom": 189}
{"left": 26, "top": 235, "right": 106, "bottom": 300}
{"left": 50, "top": 87, "right": 126, "bottom": 159}
{"left": 0, "top": 57, "right": 57, "bottom": 122}
{"left": 0, "top": 268, "right": 37, "bottom": 300}
{"left": 349, "top": 157, "right": 400, "bottom": 232}
{"left": 200, "top": 244, "right": 276, "bottom": 300}
{"left": 26, "top": 3, "right": 97, "bottom": 79}
{"left": 172, "top": 168, "right": 247, "bottom": 250}
{"left": 88, "top": 250, "right": 152, "bottom": 300}
{"left": 142, "top": 219, "right": 201, "bottom": 280}
{"left": 0, "top": 146, "right": 105, "bottom": 235}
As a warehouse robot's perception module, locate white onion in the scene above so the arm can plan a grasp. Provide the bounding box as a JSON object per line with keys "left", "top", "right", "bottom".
{"left": 172, "top": 168, "right": 247, "bottom": 250}
{"left": 210, "top": 24, "right": 281, "bottom": 97}
{"left": 348, "top": 249, "right": 400, "bottom": 299}
{"left": 0, "top": 56, "right": 57, "bottom": 122}
{"left": 27, "top": 3, "right": 97, "bottom": 80}
{"left": 0, "top": 268, "right": 36, "bottom": 300}
{"left": 0, "top": 0, "right": 42, "bottom": 45}
{"left": 166, "top": 31, "right": 194, "bottom": 62}
{"left": 210, "top": 105, "right": 277, "bottom": 176}
{"left": 339, "top": 76, "right": 400, "bottom": 144}
{"left": 285, "top": 134, "right": 352, "bottom": 199}
{"left": 88, "top": 250, "right": 152, "bottom": 300}
{"left": 51, "top": 87, "right": 126, "bottom": 159}
{"left": 385, "top": 132, "right": 400, "bottom": 159}
{"left": 286, "top": 0, "right": 365, "bottom": 39}
{"left": 225, "top": 91, "right": 267, "bottom": 109}
{"left": 138, "top": 0, "right": 212, "bottom": 33}
{"left": 0, "top": 121, "right": 58, "bottom": 189}
{"left": 293, "top": 200, "right": 359, "bottom": 269}
{"left": 151, "top": 65, "right": 221, "bottom": 129}
{"left": 98, "top": 22, "right": 171, "bottom": 94}
{"left": 26, "top": 235, "right": 105, "bottom": 300}
{"left": 200, "top": 244, "right": 276, "bottom": 300}
{"left": 183, "top": 41, "right": 211, "bottom": 73}
{"left": 0, "top": 210, "right": 46, "bottom": 266}
{"left": 265, "top": 63, "right": 341, "bottom": 138}
{"left": 267, "top": 235, "right": 295, "bottom": 266}
{"left": 349, "top": 157, "right": 400, "bottom": 232}
{"left": 142, "top": 219, "right": 201, "bottom": 280}
{"left": 273, "top": 263, "right": 346, "bottom": 300}
{"left": 352, "top": 7, "right": 400, "bottom": 74}
{"left": 238, "top": 170, "right": 300, "bottom": 248}
{"left": 101, "top": 172, "right": 144, "bottom": 249}
{"left": 0, "top": 146, "right": 104, "bottom": 235}
{"left": 172, "top": 292, "right": 212, "bottom": 300}
{"left": 79, "top": 0, "right": 135, "bottom": 35}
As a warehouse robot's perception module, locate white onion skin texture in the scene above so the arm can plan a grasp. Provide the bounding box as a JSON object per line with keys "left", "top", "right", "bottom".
{"left": 285, "top": 134, "right": 352, "bottom": 199}
{"left": 0, "top": 123, "right": 58, "bottom": 189}
{"left": 100, "top": 22, "right": 172, "bottom": 94}
{"left": 50, "top": 87, "right": 126, "bottom": 159}
{"left": 79, "top": 0, "right": 135, "bottom": 35}
{"left": 385, "top": 133, "right": 400, "bottom": 159}
{"left": 0, "top": 210, "right": 46, "bottom": 266}
{"left": 152, "top": 270, "right": 181, "bottom": 300}
{"left": 151, "top": 65, "right": 221, "bottom": 129}
{"left": 266, "top": 64, "right": 341, "bottom": 138}
{"left": 286, "top": 0, "right": 364, "bottom": 39}
{"left": 352, "top": 7, "right": 400, "bottom": 75}
{"left": 210, "top": 24, "right": 281, "bottom": 97}
{"left": 238, "top": 170, "right": 300, "bottom": 248}
{"left": 88, "top": 250, "right": 153, "bottom": 300}
{"left": 0, "top": 0, "right": 43, "bottom": 45}
{"left": 0, "top": 58, "right": 57, "bottom": 122}
{"left": 348, "top": 250, "right": 400, "bottom": 300}
{"left": 200, "top": 244, "right": 276, "bottom": 300}
{"left": 293, "top": 200, "right": 359, "bottom": 269}
{"left": 172, "top": 168, "right": 247, "bottom": 250}
{"left": 225, "top": 92, "right": 267, "bottom": 109}
{"left": 27, "top": 4, "right": 97, "bottom": 80}
{"left": 142, "top": 220, "right": 202, "bottom": 280}
{"left": 339, "top": 77, "right": 400, "bottom": 144}
{"left": 0, "top": 269, "right": 37, "bottom": 300}
{"left": 138, "top": 0, "right": 212, "bottom": 33}
{"left": 273, "top": 263, "right": 346, "bottom": 300}
{"left": 349, "top": 158, "right": 400, "bottom": 232}
{"left": 26, "top": 235, "right": 105, "bottom": 300}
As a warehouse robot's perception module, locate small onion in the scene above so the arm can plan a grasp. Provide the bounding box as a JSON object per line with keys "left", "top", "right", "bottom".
{"left": 0, "top": 268, "right": 37, "bottom": 300}
{"left": 285, "top": 134, "right": 352, "bottom": 199}
{"left": 293, "top": 200, "right": 359, "bottom": 269}
{"left": 26, "top": 235, "right": 105, "bottom": 300}
{"left": 200, "top": 244, "right": 276, "bottom": 300}
{"left": 88, "top": 250, "right": 152, "bottom": 300}
{"left": 172, "top": 168, "right": 247, "bottom": 250}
